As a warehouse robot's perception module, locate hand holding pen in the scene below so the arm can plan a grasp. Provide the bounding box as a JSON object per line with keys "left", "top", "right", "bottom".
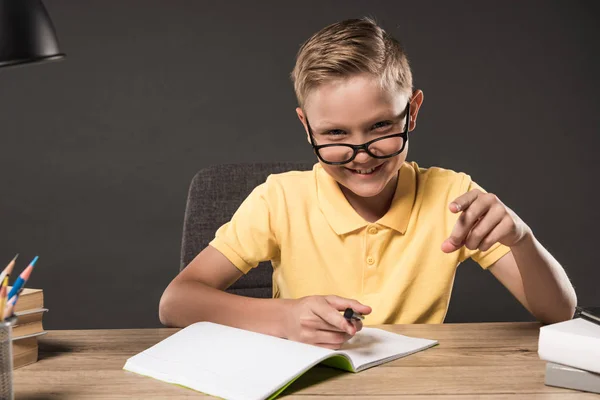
{"left": 284, "top": 295, "right": 371, "bottom": 350}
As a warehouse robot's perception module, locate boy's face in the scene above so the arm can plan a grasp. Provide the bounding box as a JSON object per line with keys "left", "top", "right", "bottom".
{"left": 297, "top": 74, "right": 423, "bottom": 199}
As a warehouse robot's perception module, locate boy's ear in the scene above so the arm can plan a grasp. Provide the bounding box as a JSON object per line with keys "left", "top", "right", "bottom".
{"left": 409, "top": 90, "right": 424, "bottom": 132}
{"left": 296, "top": 107, "right": 311, "bottom": 144}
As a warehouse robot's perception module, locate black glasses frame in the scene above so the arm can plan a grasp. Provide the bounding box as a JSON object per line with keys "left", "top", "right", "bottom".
{"left": 305, "top": 102, "right": 411, "bottom": 165}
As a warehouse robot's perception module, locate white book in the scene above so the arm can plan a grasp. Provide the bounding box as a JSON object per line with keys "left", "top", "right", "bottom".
{"left": 123, "top": 321, "right": 438, "bottom": 400}
{"left": 538, "top": 318, "right": 600, "bottom": 374}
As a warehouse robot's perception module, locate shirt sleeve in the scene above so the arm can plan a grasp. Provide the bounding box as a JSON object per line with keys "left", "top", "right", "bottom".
{"left": 209, "top": 179, "right": 280, "bottom": 274}
{"left": 457, "top": 178, "right": 512, "bottom": 269}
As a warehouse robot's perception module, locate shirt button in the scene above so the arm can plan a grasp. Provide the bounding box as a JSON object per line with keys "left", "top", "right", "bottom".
{"left": 368, "top": 226, "right": 378, "bottom": 234}
{"left": 366, "top": 256, "right": 375, "bottom": 265}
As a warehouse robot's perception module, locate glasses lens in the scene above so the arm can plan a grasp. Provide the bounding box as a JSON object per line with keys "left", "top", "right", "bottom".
{"left": 368, "top": 135, "right": 404, "bottom": 158}
{"left": 315, "top": 134, "right": 405, "bottom": 163}
{"left": 317, "top": 146, "right": 354, "bottom": 163}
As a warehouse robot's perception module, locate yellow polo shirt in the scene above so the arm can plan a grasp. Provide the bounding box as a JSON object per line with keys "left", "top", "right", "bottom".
{"left": 209, "top": 162, "right": 511, "bottom": 324}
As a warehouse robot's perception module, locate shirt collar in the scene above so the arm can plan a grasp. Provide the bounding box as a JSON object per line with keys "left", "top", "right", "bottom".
{"left": 315, "top": 162, "right": 417, "bottom": 235}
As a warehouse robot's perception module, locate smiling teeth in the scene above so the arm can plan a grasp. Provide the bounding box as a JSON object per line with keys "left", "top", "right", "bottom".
{"left": 355, "top": 167, "right": 376, "bottom": 174}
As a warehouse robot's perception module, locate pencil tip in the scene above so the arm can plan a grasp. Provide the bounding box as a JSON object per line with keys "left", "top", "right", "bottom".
{"left": 30, "top": 256, "right": 39, "bottom": 266}
{"left": 12, "top": 254, "right": 19, "bottom": 261}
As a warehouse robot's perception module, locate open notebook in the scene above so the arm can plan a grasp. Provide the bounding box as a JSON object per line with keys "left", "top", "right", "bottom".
{"left": 123, "top": 321, "right": 437, "bottom": 400}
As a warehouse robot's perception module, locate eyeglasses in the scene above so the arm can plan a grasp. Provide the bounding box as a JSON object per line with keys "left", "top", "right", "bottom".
{"left": 306, "top": 102, "right": 411, "bottom": 165}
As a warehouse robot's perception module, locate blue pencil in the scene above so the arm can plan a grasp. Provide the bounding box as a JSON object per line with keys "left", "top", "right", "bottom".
{"left": 8, "top": 256, "right": 38, "bottom": 300}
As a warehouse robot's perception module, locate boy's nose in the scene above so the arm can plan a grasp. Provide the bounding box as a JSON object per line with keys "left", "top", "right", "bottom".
{"left": 353, "top": 149, "right": 372, "bottom": 163}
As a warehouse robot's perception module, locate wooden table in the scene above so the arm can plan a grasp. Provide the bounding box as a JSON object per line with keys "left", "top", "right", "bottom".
{"left": 12, "top": 322, "right": 597, "bottom": 399}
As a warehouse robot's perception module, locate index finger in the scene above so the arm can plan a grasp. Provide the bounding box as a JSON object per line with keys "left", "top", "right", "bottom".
{"left": 450, "top": 189, "right": 481, "bottom": 213}
{"left": 324, "top": 295, "right": 372, "bottom": 315}
{"left": 312, "top": 301, "right": 355, "bottom": 335}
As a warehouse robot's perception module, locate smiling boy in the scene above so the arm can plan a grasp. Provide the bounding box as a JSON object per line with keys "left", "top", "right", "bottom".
{"left": 159, "top": 18, "right": 577, "bottom": 349}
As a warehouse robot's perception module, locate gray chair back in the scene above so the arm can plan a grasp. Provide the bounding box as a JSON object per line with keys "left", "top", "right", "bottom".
{"left": 180, "top": 162, "right": 314, "bottom": 298}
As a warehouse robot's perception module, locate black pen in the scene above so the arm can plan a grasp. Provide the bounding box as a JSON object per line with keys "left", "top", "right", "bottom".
{"left": 344, "top": 307, "right": 364, "bottom": 322}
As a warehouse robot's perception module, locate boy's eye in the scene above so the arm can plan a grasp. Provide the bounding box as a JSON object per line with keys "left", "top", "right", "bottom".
{"left": 372, "top": 121, "right": 392, "bottom": 130}
{"left": 326, "top": 129, "right": 346, "bottom": 136}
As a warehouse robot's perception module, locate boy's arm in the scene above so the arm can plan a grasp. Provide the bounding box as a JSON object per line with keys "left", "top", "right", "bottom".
{"left": 159, "top": 245, "right": 371, "bottom": 348}
{"left": 159, "top": 245, "right": 290, "bottom": 338}
{"left": 442, "top": 189, "right": 577, "bottom": 324}
{"left": 487, "top": 239, "right": 576, "bottom": 324}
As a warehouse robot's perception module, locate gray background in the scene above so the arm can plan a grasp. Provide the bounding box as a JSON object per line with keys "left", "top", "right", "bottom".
{"left": 0, "top": 0, "right": 598, "bottom": 329}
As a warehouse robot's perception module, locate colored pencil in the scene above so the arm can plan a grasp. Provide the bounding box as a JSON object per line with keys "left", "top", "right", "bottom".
{"left": 0, "top": 254, "right": 18, "bottom": 284}
{"left": 8, "top": 256, "right": 38, "bottom": 300}
{"left": 0, "top": 277, "right": 8, "bottom": 320}
{"left": 3, "top": 294, "right": 17, "bottom": 319}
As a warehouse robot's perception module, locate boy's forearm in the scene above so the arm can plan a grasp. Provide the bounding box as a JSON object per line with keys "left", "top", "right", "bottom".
{"left": 159, "top": 279, "right": 292, "bottom": 338}
{"left": 511, "top": 232, "right": 577, "bottom": 324}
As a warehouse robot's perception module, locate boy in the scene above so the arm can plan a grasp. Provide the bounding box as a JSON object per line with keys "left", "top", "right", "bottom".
{"left": 159, "top": 18, "right": 576, "bottom": 350}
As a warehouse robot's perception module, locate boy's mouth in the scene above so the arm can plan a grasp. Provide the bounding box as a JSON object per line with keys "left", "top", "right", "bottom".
{"left": 346, "top": 162, "right": 385, "bottom": 176}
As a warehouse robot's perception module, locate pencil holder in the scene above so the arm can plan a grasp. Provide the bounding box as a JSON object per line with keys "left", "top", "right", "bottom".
{"left": 0, "top": 317, "right": 15, "bottom": 400}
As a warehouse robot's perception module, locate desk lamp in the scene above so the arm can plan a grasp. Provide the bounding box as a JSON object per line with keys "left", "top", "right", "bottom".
{"left": 0, "top": 0, "right": 65, "bottom": 68}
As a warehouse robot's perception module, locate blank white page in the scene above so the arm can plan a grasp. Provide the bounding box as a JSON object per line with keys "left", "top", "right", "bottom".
{"left": 124, "top": 322, "right": 333, "bottom": 400}
{"left": 337, "top": 327, "right": 438, "bottom": 371}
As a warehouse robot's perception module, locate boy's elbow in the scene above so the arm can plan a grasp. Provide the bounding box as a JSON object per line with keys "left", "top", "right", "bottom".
{"left": 559, "top": 284, "right": 578, "bottom": 322}
{"left": 550, "top": 303, "right": 576, "bottom": 325}
{"left": 158, "top": 286, "right": 177, "bottom": 327}
{"left": 565, "top": 288, "right": 578, "bottom": 320}
{"left": 539, "top": 289, "right": 578, "bottom": 325}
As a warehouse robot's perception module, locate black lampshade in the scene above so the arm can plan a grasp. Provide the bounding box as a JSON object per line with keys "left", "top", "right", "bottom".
{"left": 0, "top": 0, "right": 65, "bottom": 68}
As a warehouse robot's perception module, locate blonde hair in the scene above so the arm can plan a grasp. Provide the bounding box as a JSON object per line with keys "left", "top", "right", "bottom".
{"left": 291, "top": 17, "right": 413, "bottom": 108}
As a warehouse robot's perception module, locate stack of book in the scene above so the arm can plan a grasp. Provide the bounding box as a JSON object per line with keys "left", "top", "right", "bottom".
{"left": 538, "top": 316, "right": 600, "bottom": 394}
{"left": 10, "top": 287, "right": 47, "bottom": 369}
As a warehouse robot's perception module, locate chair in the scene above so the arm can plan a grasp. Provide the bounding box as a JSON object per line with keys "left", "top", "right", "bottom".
{"left": 180, "top": 162, "right": 314, "bottom": 298}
